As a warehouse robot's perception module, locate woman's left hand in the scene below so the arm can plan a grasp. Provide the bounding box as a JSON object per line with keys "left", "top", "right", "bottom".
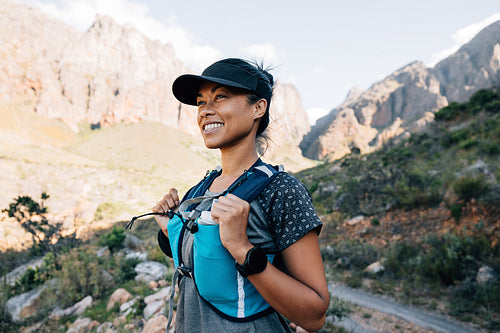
{"left": 211, "top": 193, "right": 253, "bottom": 264}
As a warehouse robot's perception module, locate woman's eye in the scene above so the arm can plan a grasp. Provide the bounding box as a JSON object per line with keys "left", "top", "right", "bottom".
{"left": 197, "top": 100, "right": 206, "bottom": 106}
{"left": 215, "top": 94, "right": 226, "bottom": 100}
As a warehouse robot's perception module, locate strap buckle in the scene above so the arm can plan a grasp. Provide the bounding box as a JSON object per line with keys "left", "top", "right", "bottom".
{"left": 177, "top": 264, "right": 192, "bottom": 278}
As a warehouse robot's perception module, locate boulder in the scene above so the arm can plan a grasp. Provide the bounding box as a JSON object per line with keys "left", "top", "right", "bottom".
{"left": 120, "top": 298, "right": 137, "bottom": 316}
{"left": 66, "top": 317, "right": 100, "bottom": 333}
{"left": 3, "top": 257, "right": 43, "bottom": 286}
{"left": 6, "top": 285, "right": 46, "bottom": 322}
{"left": 107, "top": 288, "right": 132, "bottom": 311}
{"left": 124, "top": 234, "right": 144, "bottom": 250}
{"left": 476, "top": 265, "right": 498, "bottom": 285}
{"left": 50, "top": 295, "right": 93, "bottom": 319}
{"left": 96, "top": 322, "right": 116, "bottom": 333}
{"left": 364, "top": 261, "right": 385, "bottom": 274}
{"left": 142, "top": 314, "right": 168, "bottom": 333}
{"left": 145, "top": 286, "right": 172, "bottom": 305}
{"left": 144, "top": 300, "right": 165, "bottom": 319}
{"left": 135, "top": 261, "right": 167, "bottom": 282}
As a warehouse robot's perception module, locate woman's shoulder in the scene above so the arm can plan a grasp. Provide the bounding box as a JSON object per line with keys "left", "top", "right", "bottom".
{"left": 262, "top": 171, "right": 310, "bottom": 197}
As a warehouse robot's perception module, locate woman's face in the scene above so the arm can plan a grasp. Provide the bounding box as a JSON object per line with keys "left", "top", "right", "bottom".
{"left": 196, "top": 82, "right": 258, "bottom": 150}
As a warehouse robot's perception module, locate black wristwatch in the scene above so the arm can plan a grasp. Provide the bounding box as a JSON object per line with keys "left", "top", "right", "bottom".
{"left": 236, "top": 247, "right": 268, "bottom": 277}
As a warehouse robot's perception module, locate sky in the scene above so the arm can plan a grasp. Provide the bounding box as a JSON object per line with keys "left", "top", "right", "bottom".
{"left": 16, "top": 0, "right": 500, "bottom": 124}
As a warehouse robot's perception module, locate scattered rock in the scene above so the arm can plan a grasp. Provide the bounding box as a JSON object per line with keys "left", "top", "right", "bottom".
{"left": 66, "top": 317, "right": 99, "bottom": 333}
{"left": 148, "top": 280, "right": 159, "bottom": 289}
{"left": 476, "top": 265, "right": 498, "bottom": 284}
{"left": 120, "top": 297, "right": 137, "bottom": 316}
{"left": 96, "top": 322, "right": 116, "bottom": 333}
{"left": 6, "top": 285, "right": 46, "bottom": 322}
{"left": 144, "top": 300, "right": 165, "bottom": 319}
{"left": 145, "top": 286, "right": 171, "bottom": 305}
{"left": 345, "top": 215, "right": 364, "bottom": 226}
{"left": 126, "top": 251, "right": 148, "bottom": 261}
{"left": 135, "top": 261, "right": 168, "bottom": 282}
{"left": 50, "top": 295, "right": 92, "bottom": 319}
{"left": 124, "top": 234, "right": 144, "bottom": 250}
{"left": 142, "top": 314, "right": 168, "bottom": 333}
{"left": 3, "top": 257, "right": 43, "bottom": 286}
{"left": 364, "top": 261, "right": 385, "bottom": 274}
{"left": 96, "top": 247, "right": 110, "bottom": 258}
{"left": 107, "top": 288, "right": 133, "bottom": 311}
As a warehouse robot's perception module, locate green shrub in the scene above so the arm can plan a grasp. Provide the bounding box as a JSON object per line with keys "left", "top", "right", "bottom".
{"left": 435, "top": 102, "right": 466, "bottom": 121}
{"left": 452, "top": 174, "right": 489, "bottom": 202}
{"left": 449, "top": 203, "right": 465, "bottom": 222}
{"left": 116, "top": 257, "right": 141, "bottom": 283}
{"left": 100, "top": 226, "right": 125, "bottom": 253}
{"left": 51, "top": 248, "right": 107, "bottom": 307}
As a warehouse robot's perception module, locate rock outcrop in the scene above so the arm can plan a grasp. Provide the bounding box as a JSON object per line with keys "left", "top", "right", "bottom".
{"left": 302, "top": 20, "right": 500, "bottom": 160}
{"left": 0, "top": 0, "right": 310, "bottom": 145}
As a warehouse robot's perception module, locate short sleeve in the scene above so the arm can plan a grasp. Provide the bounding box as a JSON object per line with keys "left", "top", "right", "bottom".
{"left": 258, "top": 173, "right": 322, "bottom": 252}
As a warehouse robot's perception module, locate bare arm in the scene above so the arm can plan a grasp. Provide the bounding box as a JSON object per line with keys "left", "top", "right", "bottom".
{"left": 247, "top": 231, "right": 330, "bottom": 331}
{"left": 212, "top": 194, "right": 329, "bottom": 331}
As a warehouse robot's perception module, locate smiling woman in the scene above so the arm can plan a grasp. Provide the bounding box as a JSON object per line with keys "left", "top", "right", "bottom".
{"left": 151, "top": 58, "right": 329, "bottom": 332}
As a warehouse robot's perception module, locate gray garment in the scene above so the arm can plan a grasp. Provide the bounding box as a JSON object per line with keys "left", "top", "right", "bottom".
{"left": 170, "top": 172, "right": 322, "bottom": 332}
{"left": 174, "top": 197, "right": 292, "bottom": 333}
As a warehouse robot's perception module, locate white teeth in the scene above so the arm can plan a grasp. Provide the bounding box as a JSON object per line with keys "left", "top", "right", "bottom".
{"left": 204, "top": 123, "right": 223, "bottom": 131}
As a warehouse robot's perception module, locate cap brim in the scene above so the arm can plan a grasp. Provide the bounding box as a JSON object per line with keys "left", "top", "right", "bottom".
{"left": 172, "top": 74, "right": 251, "bottom": 106}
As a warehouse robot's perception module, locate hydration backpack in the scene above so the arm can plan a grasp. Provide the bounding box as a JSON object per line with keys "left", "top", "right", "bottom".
{"left": 167, "top": 159, "right": 284, "bottom": 322}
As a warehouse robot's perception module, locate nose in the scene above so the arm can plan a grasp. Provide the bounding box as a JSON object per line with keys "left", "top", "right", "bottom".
{"left": 199, "top": 107, "right": 215, "bottom": 118}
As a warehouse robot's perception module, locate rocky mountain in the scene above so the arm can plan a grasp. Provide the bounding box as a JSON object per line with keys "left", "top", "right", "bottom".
{"left": 0, "top": 0, "right": 310, "bottom": 151}
{"left": 301, "top": 20, "right": 500, "bottom": 160}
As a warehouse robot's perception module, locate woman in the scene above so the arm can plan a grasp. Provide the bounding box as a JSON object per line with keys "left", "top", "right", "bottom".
{"left": 152, "top": 58, "right": 329, "bottom": 332}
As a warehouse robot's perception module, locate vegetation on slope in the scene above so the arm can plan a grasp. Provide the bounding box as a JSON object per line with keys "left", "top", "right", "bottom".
{"left": 296, "top": 88, "right": 500, "bottom": 331}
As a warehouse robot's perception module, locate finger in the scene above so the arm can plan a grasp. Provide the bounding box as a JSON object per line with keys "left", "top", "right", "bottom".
{"left": 169, "top": 188, "right": 180, "bottom": 206}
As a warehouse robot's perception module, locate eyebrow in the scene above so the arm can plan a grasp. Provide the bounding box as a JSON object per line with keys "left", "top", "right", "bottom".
{"left": 197, "top": 85, "right": 225, "bottom": 98}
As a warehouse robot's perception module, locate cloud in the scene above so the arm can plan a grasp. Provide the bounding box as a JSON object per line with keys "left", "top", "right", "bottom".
{"left": 238, "top": 43, "right": 280, "bottom": 64}
{"left": 18, "top": 0, "right": 221, "bottom": 71}
{"left": 306, "top": 107, "right": 329, "bottom": 125}
{"left": 428, "top": 13, "right": 500, "bottom": 66}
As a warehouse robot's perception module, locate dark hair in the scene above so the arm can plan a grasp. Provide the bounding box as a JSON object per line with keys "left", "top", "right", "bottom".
{"left": 227, "top": 59, "right": 274, "bottom": 137}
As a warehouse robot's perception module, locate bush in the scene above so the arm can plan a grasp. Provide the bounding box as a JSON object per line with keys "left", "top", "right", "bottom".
{"left": 100, "top": 226, "right": 126, "bottom": 253}
{"left": 452, "top": 174, "right": 489, "bottom": 202}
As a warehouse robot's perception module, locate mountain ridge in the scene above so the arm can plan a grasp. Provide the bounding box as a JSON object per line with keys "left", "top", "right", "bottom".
{"left": 301, "top": 20, "right": 500, "bottom": 160}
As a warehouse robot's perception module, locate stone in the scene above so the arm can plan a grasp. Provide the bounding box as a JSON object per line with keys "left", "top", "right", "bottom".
{"left": 476, "top": 266, "right": 498, "bottom": 284}
{"left": 148, "top": 280, "right": 159, "bottom": 289}
{"left": 96, "top": 247, "right": 110, "bottom": 258}
{"left": 5, "top": 285, "right": 46, "bottom": 322}
{"left": 107, "top": 288, "right": 132, "bottom": 311}
{"left": 124, "top": 234, "right": 144, "bottom": 250}
{"left": 364, "top": 261, "right": 385, "bottom": 274}
{"left": 135, "top": 261, "right": 168, "bottom": 282}
{"left": 96, "top": 322, "right": 116, "bottom": 333}
{"left": 145, "top": 286, "right": 171, "bottom": 305}
{"left": 125, "top": 251, "right": 148, "bottom": 261}
{"left": 50, "top": 295, "right": 93, "bottom": 318}
{"left": 66, "top": 318, "right": 100, "bottom": 333}
{"left": 345, "top": 215, "right": 364, "bottom": 226}
{"left": 120, "top": 298, "right": 137, "bottom": 316}
{"left": 3, "top": 257, "right": 43, "bottom": 286}
{"left": 142, "top": 314, "right": 168, "bottom": 333}
{"left": 144, "top": 300, "right": 165, "bottom": 319}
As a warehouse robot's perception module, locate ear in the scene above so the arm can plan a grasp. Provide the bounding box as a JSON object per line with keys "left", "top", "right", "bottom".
{"left": 253, "top": 99, "right": 267, "bottom": 119}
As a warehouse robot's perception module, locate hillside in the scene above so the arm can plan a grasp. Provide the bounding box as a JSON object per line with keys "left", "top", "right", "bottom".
{"left": 301, "top": 20, "right": 500, "bottom": 161}
{"left": 297, "top": 88, "right": 500, "bottom": 331}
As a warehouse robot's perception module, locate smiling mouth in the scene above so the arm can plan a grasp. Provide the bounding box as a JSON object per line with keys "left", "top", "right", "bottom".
{"left": 204, "top": 123, "right": 224, "bottom": 132}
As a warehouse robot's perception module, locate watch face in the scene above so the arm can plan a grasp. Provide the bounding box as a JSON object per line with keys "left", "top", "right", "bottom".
{"left": 249, "top": 247, "right": 267, "bottom": 272}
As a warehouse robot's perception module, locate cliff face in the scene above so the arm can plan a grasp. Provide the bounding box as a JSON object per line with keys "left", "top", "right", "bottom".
{"left": 302, "top": 20, "right": 500, "bottom": 160}
{"left": 0, "top": 0, "right": 309, "bottom": 142}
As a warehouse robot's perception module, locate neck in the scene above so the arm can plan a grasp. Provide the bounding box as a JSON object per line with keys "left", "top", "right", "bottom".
{"left": 219, "top": 142, "right": 259, "bottom": 177}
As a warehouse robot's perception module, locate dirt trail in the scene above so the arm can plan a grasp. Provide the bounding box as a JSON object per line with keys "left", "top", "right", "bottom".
{"left": 330, "top": 283, "right": 482, "bottom": 333}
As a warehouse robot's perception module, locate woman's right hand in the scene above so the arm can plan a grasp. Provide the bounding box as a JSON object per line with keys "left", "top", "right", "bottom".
{"left": 152, "top": 188, "right": 180, "bottom": 236}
